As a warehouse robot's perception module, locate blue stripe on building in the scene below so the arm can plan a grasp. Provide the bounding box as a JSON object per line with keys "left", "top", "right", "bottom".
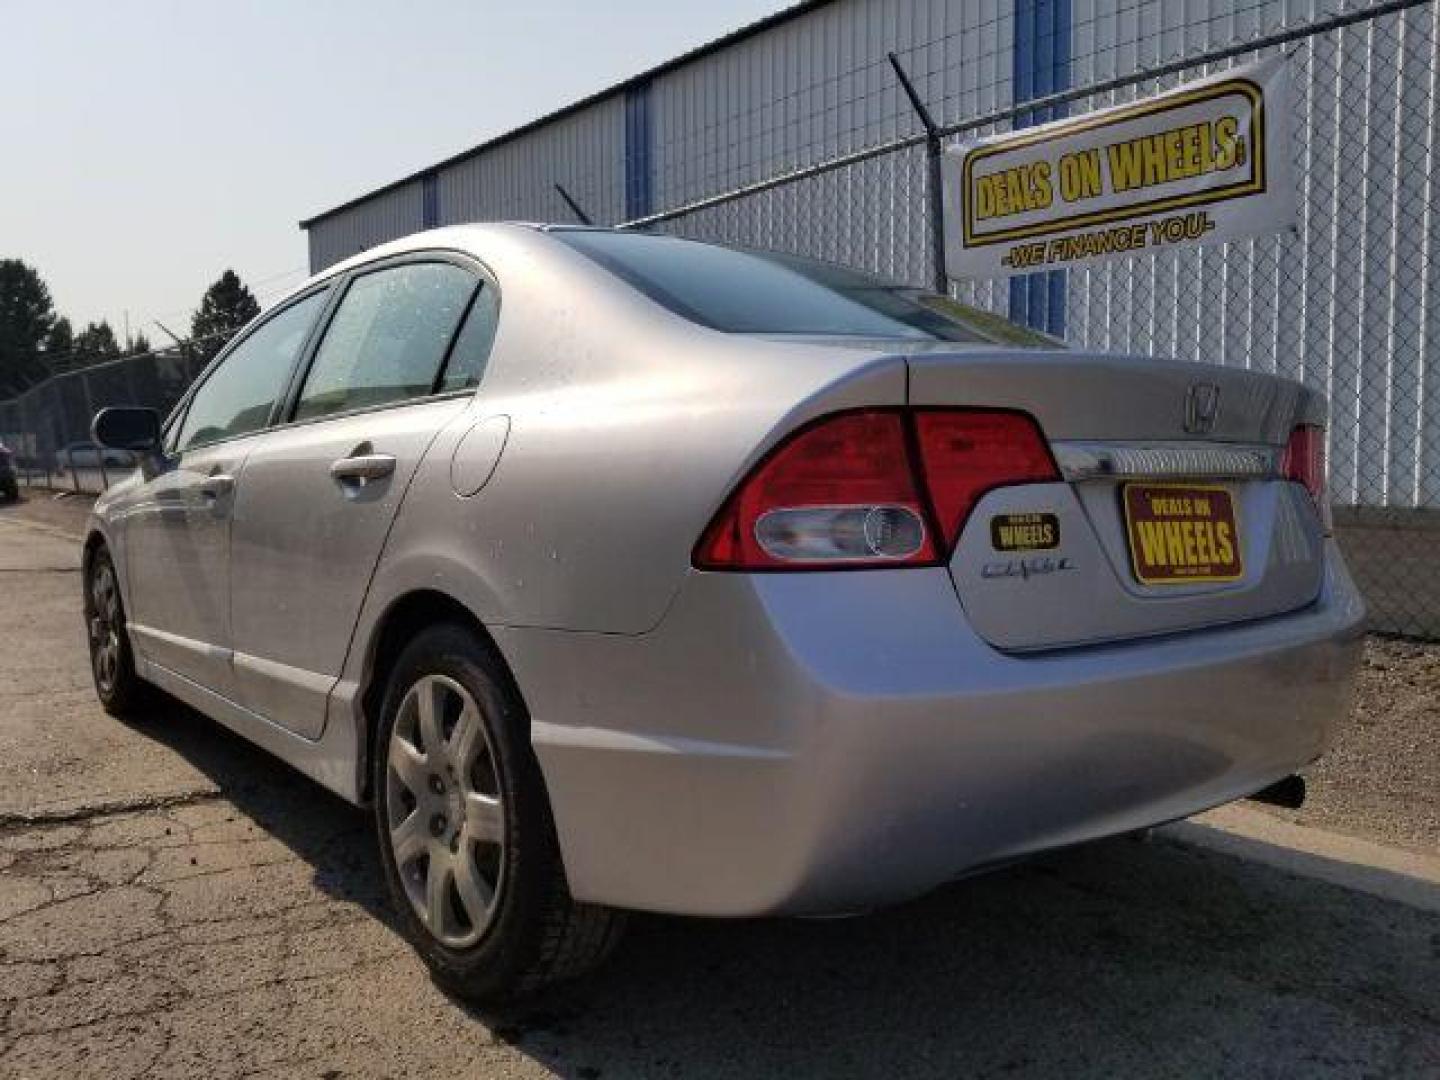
{"left": 421, "top": 172, "right": 440, "bottom": 229}
{"left": 624, "top": 81, "right": 654, "bottom": 220}
{"left": 1010, "top": 0, "right": 1071, "bottom": 337}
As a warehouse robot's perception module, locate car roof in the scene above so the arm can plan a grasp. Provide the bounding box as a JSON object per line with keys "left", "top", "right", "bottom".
{"left": 273, "top": 223, "right": 575, "bottom": 305}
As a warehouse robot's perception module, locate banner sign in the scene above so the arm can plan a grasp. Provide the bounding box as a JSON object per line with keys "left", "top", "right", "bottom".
{"left": 942, "top": 56, "right": 1295, "bottom": 280}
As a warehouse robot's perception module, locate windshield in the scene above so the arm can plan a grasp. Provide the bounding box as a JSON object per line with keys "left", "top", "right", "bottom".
{"left": 554, "top": 229, "right": 1059, "bottom": 347}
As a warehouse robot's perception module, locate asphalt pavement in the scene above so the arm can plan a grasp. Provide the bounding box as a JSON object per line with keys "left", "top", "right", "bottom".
{"left": 2, "top": 500, "right": 1438, "bottom": 1079}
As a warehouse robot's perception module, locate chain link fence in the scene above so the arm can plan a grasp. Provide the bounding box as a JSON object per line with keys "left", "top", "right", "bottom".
{"left": 1, "top": 0, "right": 1435, "bottom": 637}
{"left": 0, "top": 345, "right": 208, "bottom": 493}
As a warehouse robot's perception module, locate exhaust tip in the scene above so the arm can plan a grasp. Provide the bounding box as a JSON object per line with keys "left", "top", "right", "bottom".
{"left": 1249, "top": 774, "right": 1306, "bottom": 810}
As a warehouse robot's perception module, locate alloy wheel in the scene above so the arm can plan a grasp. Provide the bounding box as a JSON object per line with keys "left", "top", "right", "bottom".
{"left": 88, "top": 561, "right": 123, "bottom": 695}
{"left": 386, "top": 674, "right": 506, "bottom": 949}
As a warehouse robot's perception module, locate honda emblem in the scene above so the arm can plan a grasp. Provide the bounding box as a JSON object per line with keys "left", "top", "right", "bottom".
{"left": 1184, "top": 382, "right": 1221, "bottom": 435}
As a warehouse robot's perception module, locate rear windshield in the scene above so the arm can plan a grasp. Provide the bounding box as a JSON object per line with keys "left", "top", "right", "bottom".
{"left": 554, "top": 229, "right": 1057, "bottom": 347}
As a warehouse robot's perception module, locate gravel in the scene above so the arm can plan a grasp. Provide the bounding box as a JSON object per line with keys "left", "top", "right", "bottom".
{"left": 1276, "top": 637, "right": 1440, "bottom": 853}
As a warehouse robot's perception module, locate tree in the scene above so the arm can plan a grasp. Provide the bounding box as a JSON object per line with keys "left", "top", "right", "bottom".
{"left": 72, "top": 321, "right": 122, "bottom": 368}
{"left": 0, "top": 259, "right": 57, "bottom": 396}
{"left": 190, "top": 269, "right": 260, "bottom": 362}
{"left": 45, "top": 316, "right": 75, "bottom": 374}
{"left": 125, "top": 330, "right": 151, "bottom": 356}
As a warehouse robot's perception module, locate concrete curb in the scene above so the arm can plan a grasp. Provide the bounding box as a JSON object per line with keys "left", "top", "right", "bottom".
{"left": 1166, "top": 803, "right": 1440, "bottom": 913}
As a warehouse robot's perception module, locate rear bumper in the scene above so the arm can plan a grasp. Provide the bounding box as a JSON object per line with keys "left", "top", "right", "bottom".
{"left": 502, "top": 539, "right": 1366, "bottom": 916}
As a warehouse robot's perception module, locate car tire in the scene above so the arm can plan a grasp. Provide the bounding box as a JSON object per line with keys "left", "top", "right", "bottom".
{"left": 0, "top": 482, "right": 16, "bottom": 502}
{"left": 84, "top": 545, "right": 151, "bottom": 716}
{"left": 372, "top": 622, "right": 624, "bottom": 1003}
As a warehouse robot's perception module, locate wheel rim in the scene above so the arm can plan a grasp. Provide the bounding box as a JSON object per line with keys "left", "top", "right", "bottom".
{"left": 386, "top": 673, "right": 506, "bottom": 949}
{"left": 87, "top": 562, "right": 122, "bottom": 695}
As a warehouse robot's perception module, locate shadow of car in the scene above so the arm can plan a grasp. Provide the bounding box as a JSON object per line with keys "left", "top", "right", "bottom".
{"left": 79, "top": 694, "right": 1440, "bottom": 1077}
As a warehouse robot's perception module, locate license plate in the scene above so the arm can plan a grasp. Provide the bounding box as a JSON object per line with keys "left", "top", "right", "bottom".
{"left": 1123, "top": 483, "right": 1242, "bottom": 585}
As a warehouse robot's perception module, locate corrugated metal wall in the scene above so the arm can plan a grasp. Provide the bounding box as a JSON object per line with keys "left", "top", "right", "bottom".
{"left": 305, "top": 99, "right": 627, "bottom": 271}
{"left": 647, "top": 0, "right": 1015, "bottom": 307}
{"left": 302, "top": 0, "right": 1438, "bottom": 510}
{"left": 651, "top": 1, "right": 1014, "bottom": 200}
{"left": 439, "top": 95, "right": 629, "bottom": 229}
{"left": 306, "top": 179, "right": 426, "bottom": 273}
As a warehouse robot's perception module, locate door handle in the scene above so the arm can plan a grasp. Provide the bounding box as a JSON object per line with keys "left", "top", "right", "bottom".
{"left": 197, "top": 473, "right": 235, "bottom": 499}
{"left": 330, "top": 453, "right": 397, "bottom": 483}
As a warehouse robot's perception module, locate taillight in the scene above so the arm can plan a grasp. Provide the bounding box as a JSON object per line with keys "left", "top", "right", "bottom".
{"left": 913, "top": 410, "right": 1058, "bottom": 551}
{"left": 693, "top": 408, "right": 1057, "bottom": 570}
{"left": 1281, "top": 424, "right": 1332, "bottom": 533}
{"left": 694, "top": 411, "right": 937, "bottom": 569}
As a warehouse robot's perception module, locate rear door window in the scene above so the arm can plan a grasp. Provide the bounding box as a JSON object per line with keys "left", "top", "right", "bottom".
{"left": 437, "top": 284, "right": 500, "bottom": 392}
{"left": 293, "top": 262, "right": 476, "bottom": 422}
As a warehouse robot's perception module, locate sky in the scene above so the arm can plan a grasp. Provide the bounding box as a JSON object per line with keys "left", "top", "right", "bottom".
{"left": 1, "top": 0, "right": 787, "bottom": 341}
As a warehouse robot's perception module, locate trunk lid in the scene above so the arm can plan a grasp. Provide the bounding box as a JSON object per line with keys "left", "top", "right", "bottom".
{"left": 907, "top": 349, "right": 1328, "bottom": 651}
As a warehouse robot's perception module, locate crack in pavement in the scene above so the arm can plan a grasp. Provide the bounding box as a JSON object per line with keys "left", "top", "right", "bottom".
{"left": 0, "top": 791, "right": 223, "bottom": 830}
{"left": 0, "top": 798, "right": 414, "bottom": 1079}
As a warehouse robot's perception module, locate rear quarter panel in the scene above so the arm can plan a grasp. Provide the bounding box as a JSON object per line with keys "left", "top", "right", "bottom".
{"left": 353, "top": 229, "right": 909, "bottom": 643}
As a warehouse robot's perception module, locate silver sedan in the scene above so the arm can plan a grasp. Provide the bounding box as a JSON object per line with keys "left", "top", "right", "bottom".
{"left": 83, "top": 224, "right": 1365, "bottom": 1001}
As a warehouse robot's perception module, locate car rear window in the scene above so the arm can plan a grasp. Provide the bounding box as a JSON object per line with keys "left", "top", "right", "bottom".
{"left": 553, "top": 230, "right": 1057, "bottom": 347}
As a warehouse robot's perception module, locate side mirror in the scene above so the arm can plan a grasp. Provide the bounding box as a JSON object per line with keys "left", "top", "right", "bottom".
{"left": 92, "top": 407, "right": 162, "bottom": 455}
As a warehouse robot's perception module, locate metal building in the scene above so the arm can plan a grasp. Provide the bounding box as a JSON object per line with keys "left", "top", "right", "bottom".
{"left": 300, "top": 0, "right": 1439, "bottom": 519}
{"left": 302, "top": 0, "right": 1018, "bottom": 276}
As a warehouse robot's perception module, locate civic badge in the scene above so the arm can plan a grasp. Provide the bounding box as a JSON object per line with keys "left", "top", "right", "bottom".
{"left": 1184, "top": 381, "right": 1221, "bottom": 435}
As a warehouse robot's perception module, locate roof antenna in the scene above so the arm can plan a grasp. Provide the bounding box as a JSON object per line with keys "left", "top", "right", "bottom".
{"left": 554, "top": 183, "right": 593, "bottom": 226}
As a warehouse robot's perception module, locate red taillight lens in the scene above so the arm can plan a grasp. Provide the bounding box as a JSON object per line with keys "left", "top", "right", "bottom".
{"left": 694, "top": 408, "right": 1057, "bottom": 570}
{"left": 694, "top": 410, "right": 937, "bottom": 569}
{"left": 1282, "top": 424, "right": 1331, "bottom": 532}
{"left": 913, "top": 410, "right": 1059, "bottom": 551}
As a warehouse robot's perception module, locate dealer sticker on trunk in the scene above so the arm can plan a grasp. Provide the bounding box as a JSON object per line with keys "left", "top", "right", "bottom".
{"left": 1123, "top": 483, "right": 1242, "bottom": 585}
{"left": 990, "top": 512, "right": 1060, "bottom": 552}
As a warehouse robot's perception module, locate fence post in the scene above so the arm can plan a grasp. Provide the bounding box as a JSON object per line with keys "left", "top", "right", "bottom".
{"left": 888, "top": 52, "right": 947, "bottom": 296}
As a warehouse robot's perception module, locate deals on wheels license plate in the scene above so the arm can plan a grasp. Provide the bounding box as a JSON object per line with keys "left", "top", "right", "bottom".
{"left": 1123, "top": 483, "right": 1243, "bottom": 585}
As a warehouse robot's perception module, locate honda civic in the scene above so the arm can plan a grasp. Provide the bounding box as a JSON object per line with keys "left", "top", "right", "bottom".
{"left": 82, "top": 224, "right": 1365, "bottom": 1001}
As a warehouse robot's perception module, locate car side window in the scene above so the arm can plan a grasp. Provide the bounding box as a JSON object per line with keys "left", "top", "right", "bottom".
{"left": 176, "top": 291, "right": 327, "bottom": 452}
{"left": 437, "top": 283, "right": 500, "bottom": 392}
{"left": 293, "top": 262, "right": 475, "bottom": 422}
